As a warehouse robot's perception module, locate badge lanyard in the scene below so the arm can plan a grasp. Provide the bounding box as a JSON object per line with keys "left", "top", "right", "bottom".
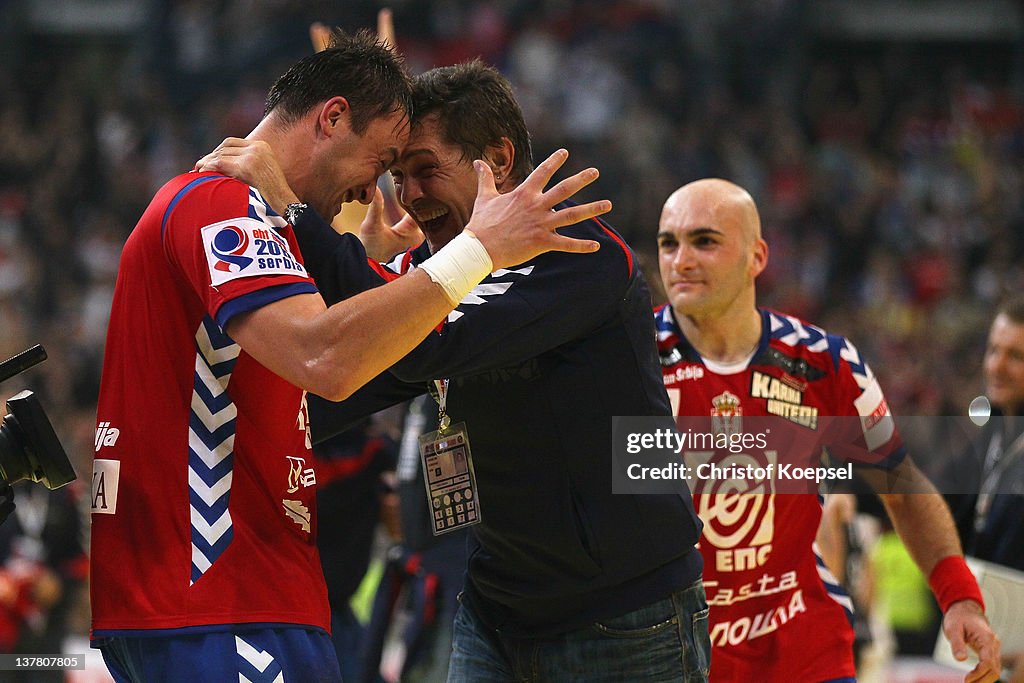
{"left": 418, "top": 378, "right": 482, "bottom": 535}
{"left": 975, "top": 425, "right": 1024, "bottom": 531}
{"left": 435, "top": 379, "right": 451, "bottom": 433}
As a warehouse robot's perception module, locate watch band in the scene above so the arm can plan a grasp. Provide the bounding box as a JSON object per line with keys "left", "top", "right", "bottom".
{"left": 284, "top": 202, "right": 308, "bottom": 225}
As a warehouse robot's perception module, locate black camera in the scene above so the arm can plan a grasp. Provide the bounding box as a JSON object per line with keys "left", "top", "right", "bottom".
{"left": 0, "top": 345, "right": 77, "bottom": 523}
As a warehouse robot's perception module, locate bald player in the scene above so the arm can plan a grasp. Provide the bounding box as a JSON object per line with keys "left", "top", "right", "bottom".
{"left": 654, "top": 179, "right": 1000, "bottom": 682}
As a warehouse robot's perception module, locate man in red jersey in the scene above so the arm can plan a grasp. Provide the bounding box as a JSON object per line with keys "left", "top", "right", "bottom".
{"left": 654, "top": 178, "right": 1000, "bottom": 683}
{"left": 90, "top": 28, "right": 608, "bottom": 682}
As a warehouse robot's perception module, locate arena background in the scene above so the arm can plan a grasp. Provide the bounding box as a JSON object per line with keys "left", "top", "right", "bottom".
{"left": 0, "top": 0, "right": 1021, "bottom": 680}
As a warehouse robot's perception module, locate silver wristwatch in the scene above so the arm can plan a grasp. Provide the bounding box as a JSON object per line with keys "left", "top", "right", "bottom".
{"left": 284, "top": 202, "right": 308, "bottom": 225}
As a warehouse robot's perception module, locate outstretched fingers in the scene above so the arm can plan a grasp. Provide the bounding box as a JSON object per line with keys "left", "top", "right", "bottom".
{"left": 541, "top": 231, "right": 601, "bottom": 254}
{"left": 469, "top": 148, "right": 611, "bottom": 265}
{"left": 517, "top": 148, "right": 570, "bottom": 193}
{"left": 550, "top": 199, "right": 613, "bottom": 229}
{"left": 543, "top": 166, "right": 602, "bottom": 211}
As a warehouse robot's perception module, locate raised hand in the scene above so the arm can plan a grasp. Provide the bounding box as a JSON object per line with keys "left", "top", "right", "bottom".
{"left": 309, "top": 22, "right": 332, "bottom": 53}
{"left": 194, "top": 138, "right": 298, "bottom": 215}
{"left": 466, "top": 149, "right": 609, "bottom": 271}
{"left": 377, "top": 8, "right": 396, "bottom": 51}
{"left": 310, "top": 8, "right": 395, "bottom": 53}
{"left": 943, "top": 599, "right": 1002, "bottom": 683}
{"left": 359, "top": 187, "right": 424, "bottom": 261}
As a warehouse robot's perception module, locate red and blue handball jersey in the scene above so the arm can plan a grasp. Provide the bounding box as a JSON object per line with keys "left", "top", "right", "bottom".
{"left": 656, "top": 304, "right": 905, "bottom": 683}
{"left": 91, "top": 172, "right": 328, "bottom": 637}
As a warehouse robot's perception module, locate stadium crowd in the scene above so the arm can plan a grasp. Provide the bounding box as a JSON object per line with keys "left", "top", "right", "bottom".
{"left": 0, "top": 0, "right": 1021, "bottom": 674}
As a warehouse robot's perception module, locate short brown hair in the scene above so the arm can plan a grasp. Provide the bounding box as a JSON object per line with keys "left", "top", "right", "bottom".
{"left": 264, "top": 29, "right": 411, "bottom": 135}
{"left": 411, "top": 60, "right": 533, "bottom": 183}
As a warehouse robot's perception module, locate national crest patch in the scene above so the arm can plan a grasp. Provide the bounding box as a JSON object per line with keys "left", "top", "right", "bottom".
{"left": 201, "top": 217, "right": 307, "bottom": 286}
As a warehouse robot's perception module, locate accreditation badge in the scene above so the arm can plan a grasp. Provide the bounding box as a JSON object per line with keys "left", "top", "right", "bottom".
{"left": 418, "top": 422, "right": 481, "bottom": 535}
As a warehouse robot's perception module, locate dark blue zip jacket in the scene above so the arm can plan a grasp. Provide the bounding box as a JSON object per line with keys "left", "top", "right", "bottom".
{"left": 291, "top": 207, "right": 703, "bottom": 636}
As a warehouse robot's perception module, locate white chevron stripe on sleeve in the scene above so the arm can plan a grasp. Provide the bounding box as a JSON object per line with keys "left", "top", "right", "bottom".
{"left": 458, "top": 281, "right": 514, "bottom": 306}
{"left": 248, "top": 189, "right": 287, "bottom": 229}
{"left": 194, "top": 355, "right": 232, "bottom": 396}
{"left": 192, "top": 358, "right": 226, "bottom": 401}
{"left": 491, "top": 266, "right": 535, "bottom": 277}
{"left": 813, "top": 543, "right": 855, "bottom": 612}
{"left": 240, "top": 676, "right": 284, "bottom": 683}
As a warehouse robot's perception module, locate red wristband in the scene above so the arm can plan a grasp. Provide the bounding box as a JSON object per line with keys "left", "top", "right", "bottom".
{"left": 928, "top": 556, "right": 985, "bottom": 613}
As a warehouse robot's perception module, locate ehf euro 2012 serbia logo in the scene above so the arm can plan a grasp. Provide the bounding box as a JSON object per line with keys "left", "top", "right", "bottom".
{"left": 201, "top": 217, "right": 308, "bottom": 286}
{"left": 211, "top": 224, "right": 253, "bottom": 273}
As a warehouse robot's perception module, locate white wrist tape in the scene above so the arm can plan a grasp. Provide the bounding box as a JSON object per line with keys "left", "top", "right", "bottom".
{"left": 419, "top": 229, "right": 493, "bottom": 306}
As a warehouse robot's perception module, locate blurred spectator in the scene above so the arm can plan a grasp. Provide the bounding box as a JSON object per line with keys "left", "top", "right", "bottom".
{"left": 0, "top": 482, "right": 87, "bottom": 682}
{"left": 944, "top": 295, "right": 1024, "bottom": 681}
{"left": 867, "top": 522, "right": 942, "bottom": 657}
{"left": 357, "top": 395, "right": 468, "bottom": 683}
{"left": 948, "top": 295, "right": 1024, "bottom": 571}
{"left": 314, "top": 419, "right": 398, "bottom": 683}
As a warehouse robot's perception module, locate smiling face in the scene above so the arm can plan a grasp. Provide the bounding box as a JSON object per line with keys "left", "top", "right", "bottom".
{"left": 983, "top": 312, "right": 1024, "bottom": 415}
{"left": 389, "top": 115, "right": 483, "bottom": 252}
{"left": 307, "top": 109, "right": 409, "bottom": 219}
{"left": 657, "top": 180, "right": 767, "bottom": 324}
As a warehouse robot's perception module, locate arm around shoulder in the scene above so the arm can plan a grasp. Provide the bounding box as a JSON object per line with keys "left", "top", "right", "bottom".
{"left": 226, "top": 269, "right": 453, "bottom": 401}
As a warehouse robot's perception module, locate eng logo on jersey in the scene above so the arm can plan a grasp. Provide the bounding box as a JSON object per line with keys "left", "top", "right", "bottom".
{"left": 201, "top": 217, "right": 308, "bottom": 286}
{"left": 687, "top": 450, "right": 777, "bottom": 573}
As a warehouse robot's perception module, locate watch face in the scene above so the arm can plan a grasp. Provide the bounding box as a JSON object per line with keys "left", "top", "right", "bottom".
{"left": 286, "top": 203, "right": 306, "bottom": 224}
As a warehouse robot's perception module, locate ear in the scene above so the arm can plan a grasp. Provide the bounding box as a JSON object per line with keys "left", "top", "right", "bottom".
{"left": 483, "top": 137, "right": 516, "bottom": 187}
{"left": 750, "top": 238, "right": 769, "bottom": 279}
{"left": 317, "top": 96, "right": 351, "bottom": 137}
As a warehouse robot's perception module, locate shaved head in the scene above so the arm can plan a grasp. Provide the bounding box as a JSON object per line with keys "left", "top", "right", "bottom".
{"left": 660, "top": 178, "right": 762, "bottom": 247}
{"left": 656, "top": 178, "right": 768, "bottom": 336}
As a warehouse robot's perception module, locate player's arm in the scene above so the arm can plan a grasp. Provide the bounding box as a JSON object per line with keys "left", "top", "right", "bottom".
{"left": 225, "top": 150, "right": 607, "bottom": 401}
{"left": 308, "top": 373, "right": 425, "bottom": 445}
{"left": 830, "top": 338, "right": 1001, "bottom": 683}
{"left": 858, "top": 454, "right": 1001, "bottom": 682}
{"left": 816, "top": 493, "right": 855, "bottom": 583}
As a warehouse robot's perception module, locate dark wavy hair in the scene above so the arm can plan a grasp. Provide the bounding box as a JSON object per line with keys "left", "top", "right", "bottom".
{"left": 411, "top": 60, "right": 534, "bottom": 183}
{"left": 264, "top": 29, "right": 412, "bottom": 135}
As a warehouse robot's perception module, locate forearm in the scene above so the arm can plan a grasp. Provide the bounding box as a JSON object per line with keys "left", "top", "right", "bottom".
{"left": 229, "top": 268, "right": 456, "bottom": 401}
{"left": 880, "top": 487, "right": 963, "bottom": 575}
{"left": 304, "top": 269, "right": 456, "bottom": 400}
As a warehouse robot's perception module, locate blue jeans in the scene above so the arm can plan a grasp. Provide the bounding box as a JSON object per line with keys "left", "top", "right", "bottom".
{"left": 448, "top": 580, "right": 710, "bottom": 683}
